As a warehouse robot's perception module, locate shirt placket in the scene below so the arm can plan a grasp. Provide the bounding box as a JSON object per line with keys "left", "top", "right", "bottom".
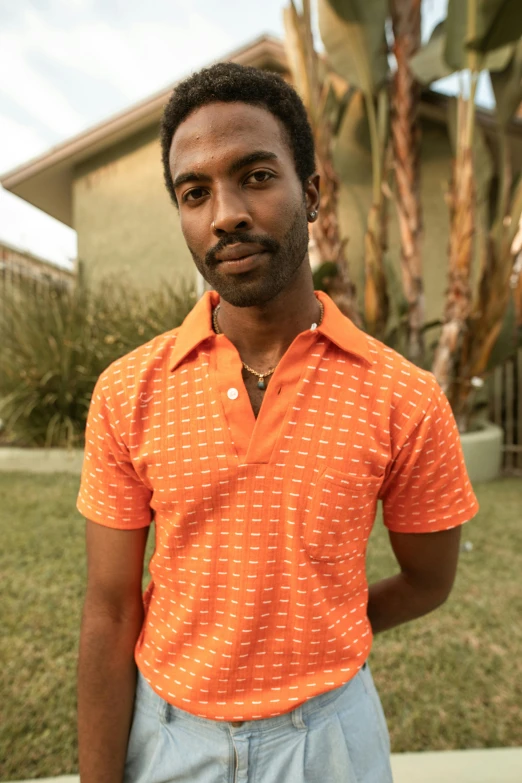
{"left": 211, "top": 330, "right": 325, "bottom": 466}
{"left": 211, "top": 335, "right": 256, "bottom": 462}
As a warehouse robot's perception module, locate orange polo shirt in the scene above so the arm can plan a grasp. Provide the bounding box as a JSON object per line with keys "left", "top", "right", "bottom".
{"left": 78, "top": 290, "right": 478, "bottom": 720}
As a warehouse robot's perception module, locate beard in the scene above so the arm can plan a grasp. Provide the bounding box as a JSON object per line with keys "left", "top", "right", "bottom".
{"left": 188, "top": 206, "right": 310, "bottom": 307}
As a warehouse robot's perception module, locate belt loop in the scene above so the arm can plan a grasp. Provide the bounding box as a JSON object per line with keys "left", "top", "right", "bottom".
{"left": 291, "top": 703, "right": 307, "bottom": 731}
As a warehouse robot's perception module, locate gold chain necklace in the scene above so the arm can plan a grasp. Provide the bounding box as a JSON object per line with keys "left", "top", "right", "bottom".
{"left": 212, "top": 300, "right": 325, "bottom": 391}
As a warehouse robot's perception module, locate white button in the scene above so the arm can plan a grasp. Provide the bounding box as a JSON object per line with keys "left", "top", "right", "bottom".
{"left": 227, "top": 387, "right": 239, "bottom": 400}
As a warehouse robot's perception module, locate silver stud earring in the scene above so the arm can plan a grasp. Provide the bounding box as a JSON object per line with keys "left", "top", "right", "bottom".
{"left": 308, "top": 210, "right": 317, "bottom": 220}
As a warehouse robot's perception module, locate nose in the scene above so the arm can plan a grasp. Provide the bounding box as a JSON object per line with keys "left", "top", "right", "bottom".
{"left": 211, "top": 187, "right": 253, "bottom": 236}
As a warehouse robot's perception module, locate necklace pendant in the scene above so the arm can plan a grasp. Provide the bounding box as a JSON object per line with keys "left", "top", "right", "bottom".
{"left": 257, "top": 378, "right": 266, "bottom": 390}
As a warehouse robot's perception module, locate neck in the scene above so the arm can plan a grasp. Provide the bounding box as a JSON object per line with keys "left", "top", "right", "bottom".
{"left": 215, "top": 266, "right": 319, "bottom": 363}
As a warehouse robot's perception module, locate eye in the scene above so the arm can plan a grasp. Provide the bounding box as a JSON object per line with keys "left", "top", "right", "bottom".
{"left": 183, "top": 187, "right": 208, "bottom": 203}
{"left": 245, "top": 170, "right": 274, "bottom": 185}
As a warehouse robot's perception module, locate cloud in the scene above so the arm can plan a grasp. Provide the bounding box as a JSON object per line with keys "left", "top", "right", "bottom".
{"left": 0, "top": 32, "right": 86, "bottom": 137}
{"left": 31, "top": 12, "right": 234, "bottom": 99}
{"left": 0, "top": 114, "right": 49, "bottom": 173}
{"left": 0, "top": 4, "right": 236, "bottom": 144}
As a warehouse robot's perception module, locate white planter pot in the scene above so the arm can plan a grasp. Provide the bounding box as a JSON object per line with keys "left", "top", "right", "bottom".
{"left": 459, "top": 422, "right": 503, "bottom": 484}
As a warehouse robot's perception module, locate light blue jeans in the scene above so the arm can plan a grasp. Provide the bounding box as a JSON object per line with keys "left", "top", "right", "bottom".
{"left": 124, "top": 662, "right": 393, "bottom": 783}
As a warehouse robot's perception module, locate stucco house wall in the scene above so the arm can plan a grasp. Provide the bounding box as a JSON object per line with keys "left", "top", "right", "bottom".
{"left": 73, "top": 126, "right": 194, "bottom": 288}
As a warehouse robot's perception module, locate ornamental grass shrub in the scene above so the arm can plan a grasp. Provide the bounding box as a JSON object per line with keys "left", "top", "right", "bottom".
{"left": 0, "top": 269, "right": 196, "bottom": 448}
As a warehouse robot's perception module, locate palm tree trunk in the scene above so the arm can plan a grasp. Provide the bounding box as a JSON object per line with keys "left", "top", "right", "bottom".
{"left": 313, "top": 118, "right": 360, "bottom": 324}
{"left": 432, "top": 94, "right": 476, "bottom": 418}
{"left": 362, "top": 88, "right": 390, "bottom": 339}
{"left": 390, "top": 0, "right": 424, "bottom": 362}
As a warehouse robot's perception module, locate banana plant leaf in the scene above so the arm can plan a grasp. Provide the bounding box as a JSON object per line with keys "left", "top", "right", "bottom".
{"left": 318, "top": 0, "right": 388, "bottom": 95}
{"left": 490, "top": 39, "right": 522, "bottom": 126}
{"left": 445, "top": 0, "right": 516, "bottom": 72}
{"left": 284, "top": 1, "right": 355, "bottom": 138}
{"left": 409, "top": 22, "right": 453, "bottom": 85}
{"left": 411, "top": 23, "right": 513, "bottom": 87}
{"left": 466, "top": 0, "right": 522, "bottom": 53}
{"left": 322, "top": 80, "right": 357, "bottom": 137}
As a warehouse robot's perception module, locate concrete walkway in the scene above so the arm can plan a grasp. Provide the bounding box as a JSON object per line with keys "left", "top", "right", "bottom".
{"left": 391, "top": 747, "right": 522, "bottom": 782}
{"left": 6, "top": 747, "right": 522, "bottom": 783}
{"left": 0, "top": 447, "right": 83, "bottom": 474}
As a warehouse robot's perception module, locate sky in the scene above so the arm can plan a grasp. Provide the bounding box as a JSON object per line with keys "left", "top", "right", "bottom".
{"left": 0, "top": 0, "right": 492, "bottom": 270}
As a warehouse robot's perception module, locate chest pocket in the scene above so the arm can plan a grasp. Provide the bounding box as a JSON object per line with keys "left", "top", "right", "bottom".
{"left": 302, "top": 469, "right": 382, "bottom": 562}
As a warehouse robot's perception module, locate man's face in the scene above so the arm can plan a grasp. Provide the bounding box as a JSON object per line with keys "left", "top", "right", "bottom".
{"left": 169, "top": 101, "right": 314, "bottom": 307}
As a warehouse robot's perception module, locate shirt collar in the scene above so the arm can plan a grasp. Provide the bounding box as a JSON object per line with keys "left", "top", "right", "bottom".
{"left": 315, "top": 290, "right": 373, "bottom": 364}
{"left": 169, "top": 291, "right": 218, "bottom": 371}
{"left": 169, "top": 289, "right": 372, "bottom": 372}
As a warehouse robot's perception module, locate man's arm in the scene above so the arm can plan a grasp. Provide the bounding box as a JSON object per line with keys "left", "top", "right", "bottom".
{"left": 78, "top": 520, "right": 149, "bottom": 783}
{"left": 367, "top": 526, "right": 461, "bottom": 634}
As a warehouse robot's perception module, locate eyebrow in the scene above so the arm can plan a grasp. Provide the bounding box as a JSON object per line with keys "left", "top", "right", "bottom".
{"left": 228, "top": 150, "right": 278, "bottom": 175}
{"left": 172, "top": 150, "right": 279, "bottom": 192}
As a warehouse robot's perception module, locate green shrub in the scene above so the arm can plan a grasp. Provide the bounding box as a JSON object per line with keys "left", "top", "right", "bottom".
{"left": 0, "top": 270, "right": 196, "bottom": 447}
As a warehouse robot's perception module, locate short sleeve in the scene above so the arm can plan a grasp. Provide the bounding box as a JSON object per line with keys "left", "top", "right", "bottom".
{"left": 77, "top": 373, "right": 152, "bottom": 529}
{"left": 380, "top": 382, "right": 479, "bottom": 532}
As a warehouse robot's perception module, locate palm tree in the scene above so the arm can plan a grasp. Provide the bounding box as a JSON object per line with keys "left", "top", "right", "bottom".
{"left": 284, "top": 0, "right": 360, "bottom": 325}
{"left": 318, "top": 0, "right": 390, "bottom": 338}
{"left": 316, "top": 0, "right": 522, "bottom": 431}
{"left": 389, "top": 0, "right": 424, "bottom": 361}
{"left": 412, "top": 0, "right": 522, "bottom": 427}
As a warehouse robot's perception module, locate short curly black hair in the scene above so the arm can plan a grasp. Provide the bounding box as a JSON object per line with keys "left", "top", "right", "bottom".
{"left": 160, "top": 62, "right": 316, "bottom": 205}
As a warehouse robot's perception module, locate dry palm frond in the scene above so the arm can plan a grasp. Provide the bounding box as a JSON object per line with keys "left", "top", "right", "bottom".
{"left": 390, "top": 0, "right": 424, "bottom": 361}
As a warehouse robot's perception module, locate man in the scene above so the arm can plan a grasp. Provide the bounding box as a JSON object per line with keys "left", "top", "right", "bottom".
{"left": 77, "top": 63, "right": 479, "bottom": 783}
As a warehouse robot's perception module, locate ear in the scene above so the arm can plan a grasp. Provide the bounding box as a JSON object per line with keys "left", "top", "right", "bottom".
{"left": 304, "top": 173, "right": 320, "bottom": 222}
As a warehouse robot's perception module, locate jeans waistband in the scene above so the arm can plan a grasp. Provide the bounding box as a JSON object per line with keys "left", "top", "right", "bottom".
{"left": 135, "top": 662, "right": 367, "bottom": 736}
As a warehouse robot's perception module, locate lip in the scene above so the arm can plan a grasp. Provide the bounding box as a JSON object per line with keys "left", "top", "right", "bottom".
{"left": 217, "top": 251, "right": 266, "bottom": 274}
{"left": 215, "top": 243, "right": 266, "bottom": 263}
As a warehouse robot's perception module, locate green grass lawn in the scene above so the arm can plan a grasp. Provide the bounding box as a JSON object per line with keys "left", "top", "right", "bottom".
{"left": 1, "top": 473, "right": 521, "bottom": 780}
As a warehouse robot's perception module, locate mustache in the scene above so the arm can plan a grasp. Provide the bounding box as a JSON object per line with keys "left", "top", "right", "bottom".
{"left": 205, "top": 232, "right": 280, "bottom": 266}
